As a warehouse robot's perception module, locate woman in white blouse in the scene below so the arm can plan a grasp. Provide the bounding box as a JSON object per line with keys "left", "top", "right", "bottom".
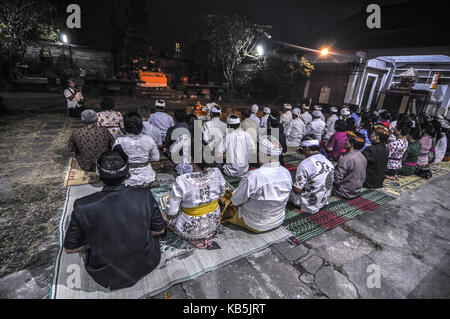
{"left": 113, "top": 112, "right": 160, "bottom": 187}
{"left": 165, "top": 143, "right": 226, "bottom": 249}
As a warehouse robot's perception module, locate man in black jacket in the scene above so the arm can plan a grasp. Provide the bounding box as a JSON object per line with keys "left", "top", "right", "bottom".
{"left": 64, "top": 150, "right": 166, "bottom": 290}
{"left": 362, "top": 125, "right": 390, "bottom": 189}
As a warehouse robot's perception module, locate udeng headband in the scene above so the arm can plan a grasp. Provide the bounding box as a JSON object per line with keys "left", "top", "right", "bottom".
{"left": 301, "top": 140, "right": 319, "bottom": 147}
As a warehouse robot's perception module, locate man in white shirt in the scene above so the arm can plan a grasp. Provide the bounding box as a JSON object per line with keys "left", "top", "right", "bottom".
{"left": 64, "top": 79, "right": 85, "bottom": 117}
{"left": 240, "top": 109, "right": 259, "bottom": 147}
{"left": 250, "top": 104, "right": 261, "bottom": 126}
{"left": 148, "top": 99, "right": 174, "bottom": 140}
{"left": 300, "top": 104, "right": 312, "bottom": 125}
{"left": 306, "top": 110, "right": 326, "bottom": 141}
{"left": 223, "top": 135, "right": 293, "bottom": 232}
{"left": 138, "top": 107, "right": 163, "bottom": 147}
{"left": 313, "top": 105, "right": 326, "bottom": 122}
{"left": 280, "top": 104, "right": 293, "bottom": 127}
{"left": 325, "top": 107, "right": 339, "bottom": 140}
{"left": 217, "top": 115, "right": 256, "bottom": 177}
{"left": 260, "top": 107, "right": 271, "bottom": 129}
{"left": 291, "top": 135, "right": 334, "bottom": 213}
{"left": 284, "top": 108, "right": 306, "bottom": 147}
{"left": 340, "top": 107, "right": 350, "bottom": 120}
{"left": 202, "top": 104, "right": 227, "bottom": 146}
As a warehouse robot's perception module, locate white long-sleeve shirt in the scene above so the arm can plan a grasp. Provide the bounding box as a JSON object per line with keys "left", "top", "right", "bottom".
{"left": 280, "top": 111, "right": 293, "bottom": 127}
{"left": 142, "top": 122, "right": 163, "bottom": 146}
{"left": 113, "top": 133, "right": 160, "bottom": 186}
{"left": 300, "top": 112, "right": 312, "bottom": 125}
{"left": 166, "top": 168, "right": 226, "bottom": 240}
{"left": 217, "top": 129, "right": 256, "bottom": 177}
{"left": 305, "top": 119, "right": 326, "bottom": 141}
{"left": 148, "top": 112, "right": 174, "bottom": 140}
{"left": 434, "top": 133, "right": 447, "bottom": 164}
{"left": 260, "top": 114, "right": 270, "bottom": 128}
{"left": 325, "top": 114, "right": 339, "bottom": 139}
{"left": 250, "top": 113, "right": 261, "bottom": 126}
{"left": 284, "top": 117, "right": 306, "bottom": 147}
{"left": 231, "top": 162, "right": 293, "bottom": 232}
{"left": 202, "top": 117, "right": 227, "bottom": 145}
{"left": 291, "top": 153, "right": 334, "bottom": 213}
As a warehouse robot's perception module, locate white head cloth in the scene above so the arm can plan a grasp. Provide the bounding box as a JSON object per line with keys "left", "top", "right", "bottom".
{"left": 260, "top": 135, "right": 282, "bottom": 156}
{"left": 251, "top": 104, "right": 259, "bottom": 113}
{"left": 284, "top": 104, "right": 292, "bottom": 110}
{"left": 155, "top": 99, "right": 166, "bottom": 108}
{"left": 292, "top": 108, "right": 301, "bottom": 116}
{"left": 341, "top": 108, "right": 350, "bottom": 116}
{"left": 226, "top": 115, "right": 241, "bottom": 125}
{"left": 301, "top": 139, "right": 319, "bottom": 147}
{"left": 330, "top": 107, "right": 338, "bottom": 113}
{"left": 211, "top": 105, "right": 222, "bottom": 114}
{"left": 314, "top": 105, "right": 322, "bottom": 111}
{"left": 263, "top": 107, "right": 271, "bottom": 114}
{"left": 302, "top": 104, "right": 310, "bottom": 110}
{"left": 312, "top": 110, "right": 322, "bottom": 118}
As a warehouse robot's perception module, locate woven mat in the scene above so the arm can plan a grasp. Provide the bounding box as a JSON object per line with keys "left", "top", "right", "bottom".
{"left": 63, "top": 158, "right": 100, "bottom": 187}
{"left": 51, "top": 174, "right": 289, "bottom": 299}
{"left": 380, "top": 165, "right": 450, "bottom": 197}
{"left": 283, "top": 189, "right": 395, "bottom": 244}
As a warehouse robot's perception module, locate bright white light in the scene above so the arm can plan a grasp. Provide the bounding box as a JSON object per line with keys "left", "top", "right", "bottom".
{"left": 320, "top": 47, "right": 330, "bottom": 57}
{"left": 256, "top": 45, "right": 264, "bottom": 56}
{"left": 62, "top": 34, "right": 68, "bottom": 44}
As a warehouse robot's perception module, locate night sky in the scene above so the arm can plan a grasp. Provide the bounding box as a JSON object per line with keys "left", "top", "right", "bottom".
{"left": 57, "top": 0, "right": 411, "bottom": 52}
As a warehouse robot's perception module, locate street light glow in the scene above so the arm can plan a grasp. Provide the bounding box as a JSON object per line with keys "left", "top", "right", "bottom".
{"left": 256, "top": 45, "right": 264, "bottom": 56}
{"left": 62, "top": 34, "right": 68, "bottom": 44}
{"left": 320, "top": 47, "right": 330, "bottom": 57}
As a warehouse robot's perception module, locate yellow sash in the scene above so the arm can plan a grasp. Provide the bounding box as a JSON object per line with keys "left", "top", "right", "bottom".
{"left": 181, "top": 200, "right": 219, "bottom": 217}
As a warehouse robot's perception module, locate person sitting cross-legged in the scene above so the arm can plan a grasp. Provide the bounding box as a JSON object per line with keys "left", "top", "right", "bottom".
{"left": 217, "top": 114, "right": 256, "bottom": 177}
{"left": 165, "top": 141, "right": 226, "bottom": 249}
{"left": 97, "top": 97, "right": 125, "bottom": 139}
{"left": 284, "top": 107, "right": 306, "bottom": 148}
{"left": 221, "top": 135, "right": 293, "bottom": 233}
{"left": 362, "top": 125, "right": 390, "bottom": 189}
{"left": 333, "top": 132, "right": 367, "bottom": 199}
{"left": 291, "top": 135, "right": 335, "bottom": 213}
{"left": 113, "top": 112, "right": 160, "bottom": 188}
{"left": 63, "top": 150, "right": 166, "bottom": 290}
{"left": 68, "top": 109, "right": 114, "bottom": 172}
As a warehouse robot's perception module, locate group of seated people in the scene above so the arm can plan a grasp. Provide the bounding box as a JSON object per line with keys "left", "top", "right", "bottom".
{"left": 65, "top": 98, "right": 450, "bottom": 290}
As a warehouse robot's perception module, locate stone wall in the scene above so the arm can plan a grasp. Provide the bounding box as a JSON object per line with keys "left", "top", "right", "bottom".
{"left": 22, "top": 42, "right": 114, "bottom": 78}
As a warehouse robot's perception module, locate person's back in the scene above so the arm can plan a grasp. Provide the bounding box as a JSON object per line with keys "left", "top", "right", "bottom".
{"left": 292, "top": 152, "right": 334, "bottom": 213}
{"left": 334, "top": 150, "right": 367, "bottom": 199}
{"left": 219, "top": 128, "right": 256, "bottom": 177}
{"left": 285, "top": 116, "right": 306, "bottom": 147}
{"left": 203, "top": 117, "right": 227, "bottom": 144}
{"left": 241, "top": 117, "right": 259, "bottom": 146}
{"left": 327, "top": 131, "right": 347, "bottom": 161}
{"left": 363, "top": 143, "right": 388, "bottom": 188}
{"left": 63, "top": 150, "right": 165, "bottom": 290}
{"left": 66, "top": 186, "right": 164, "bottom": 290}
{"left": 69, "top": 110, "right": 114, "bottom": 172}
{"left": 232, "top": 162, "right": 292, "bottom": 231}
{"left": 114, "top": 112, "right": 160, "bottom": 187}
{"left": 149, "top": 111, "right": 174, "bottom": 139}
{"left": 401, "top": 141, "right": 420, "bottom": 176}
{"left": 143, "top": 122, "right": 163, "bottom": 147}
{"left": 307, "top": 117, "right": 326, "bottom": 141}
